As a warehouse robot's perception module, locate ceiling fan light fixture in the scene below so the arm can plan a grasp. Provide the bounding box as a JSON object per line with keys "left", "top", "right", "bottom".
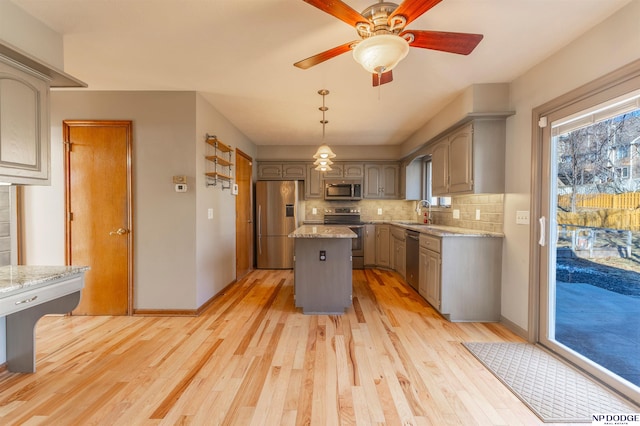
{"left": 352, "top": 34, "right": 410, "bottom": 74}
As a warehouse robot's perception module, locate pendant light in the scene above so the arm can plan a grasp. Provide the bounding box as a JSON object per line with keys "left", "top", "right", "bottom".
{"left": 313, "top": 89, "right": 335, "bottom": 170}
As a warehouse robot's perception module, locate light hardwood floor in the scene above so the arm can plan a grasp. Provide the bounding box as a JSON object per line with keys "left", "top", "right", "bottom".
{"left": 0, "top": 269, "right": 579, "bottom": 425}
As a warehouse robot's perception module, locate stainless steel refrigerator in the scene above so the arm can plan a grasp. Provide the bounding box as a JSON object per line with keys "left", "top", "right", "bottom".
{"left": 256, "top": 180, "right": 299, "bottom": 269}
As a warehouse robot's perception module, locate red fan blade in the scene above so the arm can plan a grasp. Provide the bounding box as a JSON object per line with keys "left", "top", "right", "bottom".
{"left": 389, "top": 0, "right": 442, "bottom": 27}
{"left": 372, "top": 71, "right": 393, "bottom": 87}
{"left": 303, "top": 0, "right": 369, "bottom": 27}
{"left": 402, "top": 30, "right": 483, "bottom": 55}
{"left": 294, "top": 41, "right": 356, "bottom": 69}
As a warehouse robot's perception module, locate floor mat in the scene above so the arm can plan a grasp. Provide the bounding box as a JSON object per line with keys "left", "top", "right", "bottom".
{"left": 463, "top": 342, "right": 639, "bottom": 422}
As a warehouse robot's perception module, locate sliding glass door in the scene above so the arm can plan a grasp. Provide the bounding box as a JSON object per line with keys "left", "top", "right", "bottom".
{"left": 538, "top": 86, "right": 640, "bottom": 404}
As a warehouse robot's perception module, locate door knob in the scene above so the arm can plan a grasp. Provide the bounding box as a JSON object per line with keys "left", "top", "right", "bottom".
{"left": 109, "top": 228, "right": 129, "bottom": 236}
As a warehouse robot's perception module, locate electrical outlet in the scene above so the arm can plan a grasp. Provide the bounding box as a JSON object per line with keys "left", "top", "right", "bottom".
{"left": 453, "top": 209, "right": 460, "bottom": 219}
{"left": 377, "top": 208, "right": 382, "bottom": 215}
{"left": 312, "top": 207, "right": 317, "bottom": 215}
{"left": 516, "top": 210, "right": 530, "bottom": 225}
{"left": 476, "top": 209, "right": 481, "bottom": 220}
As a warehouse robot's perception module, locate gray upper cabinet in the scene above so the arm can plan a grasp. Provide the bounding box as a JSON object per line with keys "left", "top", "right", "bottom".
{"left": 305, "top": 164, "right": 322, "bottom": 199}
{"left": 257, "top": 162, "right": 306, "bottom": 180}
{"left": 0, "top": 58, "right": 50, "bottom": 184}
{"left": 364, "top": 163, "right": 399, "bottom": 199}
{"left": 343, "top": 163, "right": 364, "bottom": 178}
{"left": 431, "top": 119, "right": 506, "bottom": 196}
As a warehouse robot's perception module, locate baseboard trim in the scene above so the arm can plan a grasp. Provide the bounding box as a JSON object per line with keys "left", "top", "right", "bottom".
{"left": 133, "top": 279, "right": 238, "bottom": 317}
{"left": 500, "top": 315, "right": 529, "bottom": 340}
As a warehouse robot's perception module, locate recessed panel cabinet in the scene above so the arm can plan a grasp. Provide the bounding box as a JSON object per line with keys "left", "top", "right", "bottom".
{"left": 431, "top": 119, "right": 506, "bottom": 196}
{"left": 0, "top": 58, "right": 50, "bottom": 184}
{"left": 364, "top": 224, "right": 376, "bottom": 266}
{"left": 364, "top": 163, "right": 399, "bottom": 199}
{"left": 375, "top": 224, "right": 390, "bottom": 267}
{"left": 418, "top": 233, "right": 502, "bottom": 322}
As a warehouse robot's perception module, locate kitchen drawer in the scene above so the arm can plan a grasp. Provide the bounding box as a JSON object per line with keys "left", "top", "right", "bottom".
{"left": 419, "top": 234, "right": 441, "bottom": 253}
{"left": 0, "top": 275, "right": 84, "bottom": 317}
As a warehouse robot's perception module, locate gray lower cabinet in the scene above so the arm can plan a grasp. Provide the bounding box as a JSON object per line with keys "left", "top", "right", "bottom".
{"left": 0, "top": 58, "right": 50, "bottom": 184}
{"left": 419, "top": 233, "right": 502, "bottom": 322}
{"left": 293, "top": 237, "right": 352, "bottom": 314}
{"left": 390, "top": 226, "right": 405, "bottom": 278}
{"left": 364, "top": 224, "right": 376, "bottom": 266}
{"left": 375, "top": 224, "right": 390, "bottom": 267}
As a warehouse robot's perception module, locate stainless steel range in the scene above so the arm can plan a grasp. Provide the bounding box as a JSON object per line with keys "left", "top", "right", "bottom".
{"left": 323, "top": 207, "right": 364, "bottom": 269}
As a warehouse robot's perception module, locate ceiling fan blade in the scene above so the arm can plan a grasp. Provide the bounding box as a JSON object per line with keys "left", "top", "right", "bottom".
{"left": 389, "top": 0, "right": 442, "bottom": 26}
{"left": 294, "top": 41, "right": 356, "bottom": 69}
{"left": 372, "top": 71, "right": 393, "bottom": 87}
{"left": 402, "top": 30, "right": 483, "bottom": 55}
{"left": 303, "top": 0, "right": 369, "bottom": 27}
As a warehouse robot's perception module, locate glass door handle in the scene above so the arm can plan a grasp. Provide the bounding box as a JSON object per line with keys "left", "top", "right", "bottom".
{"left": 538, "top": 217, "right": 546, "bottom": 246}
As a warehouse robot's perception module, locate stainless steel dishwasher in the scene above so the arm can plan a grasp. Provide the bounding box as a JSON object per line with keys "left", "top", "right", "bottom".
{"left": 405, "top": 230, "right": 420, "bottom": 291}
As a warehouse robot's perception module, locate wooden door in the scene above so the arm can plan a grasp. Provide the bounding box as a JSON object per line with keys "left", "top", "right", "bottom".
{"left": 235, "top": 149, "right": 253, "bottom": 279}
{"left": 64, "top": 120, "right": 132, "bottom": 315}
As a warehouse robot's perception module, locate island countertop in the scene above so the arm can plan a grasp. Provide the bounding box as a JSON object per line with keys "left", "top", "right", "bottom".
{"left": 0, "top": 265, "right": 90, "bottom": 295}
{"left": 289, "top": 225, "right": 357, "bottom": 239}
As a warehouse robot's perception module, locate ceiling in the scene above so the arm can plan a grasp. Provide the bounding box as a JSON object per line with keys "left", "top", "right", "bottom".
{"left": 11, "top": 0, "right": 631, "bottom": 147}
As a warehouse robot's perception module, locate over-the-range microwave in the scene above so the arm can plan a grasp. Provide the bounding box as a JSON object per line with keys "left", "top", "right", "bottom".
{"left": 324, "top": 179, "right": 362, "bottom": 201}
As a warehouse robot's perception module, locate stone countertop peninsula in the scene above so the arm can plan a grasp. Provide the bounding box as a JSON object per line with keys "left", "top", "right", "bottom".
{"left": 289, "top": 225, "right": 357, "bottom": 239}
{"left": 0, "top": 265, "right": 90, "bottom": 295}
{"left": 383, "top": 221, "right": 504, "bottom": 238}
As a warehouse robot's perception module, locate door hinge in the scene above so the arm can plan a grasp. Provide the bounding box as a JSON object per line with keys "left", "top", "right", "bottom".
{"left": 68, "top": 212, "right": 74, "bottom": 221}
{"left": 64, "top": 141, "right": 73, "bottom": 152}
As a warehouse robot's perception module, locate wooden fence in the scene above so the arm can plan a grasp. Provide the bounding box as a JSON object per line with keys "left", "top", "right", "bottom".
{"left": 558, "top": 193, "right": 640, "bottom": 210}
{"left": 557, "top": 210, "right": 640, "bottom": 231}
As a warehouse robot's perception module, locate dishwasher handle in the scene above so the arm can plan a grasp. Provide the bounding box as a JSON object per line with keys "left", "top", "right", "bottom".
{"left": 406, "top": 234, "right": 419, "bottom": 240}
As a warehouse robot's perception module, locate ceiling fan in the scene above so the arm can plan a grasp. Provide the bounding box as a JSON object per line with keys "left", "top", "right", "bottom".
{"left": 294, "top": 0, "right": 483, "bottom": 86}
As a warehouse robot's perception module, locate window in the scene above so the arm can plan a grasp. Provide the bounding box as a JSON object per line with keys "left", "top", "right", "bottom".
{"left": 422, "top": 157, "right": 451, "bottom": 207}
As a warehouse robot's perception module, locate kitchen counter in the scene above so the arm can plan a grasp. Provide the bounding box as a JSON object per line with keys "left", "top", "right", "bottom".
{"left": 0, "top": 265, "right": 90, "bottom": 295}
{"left": 0, "top": 265, "right": 88, "bottom": 372}
{"left": 289, "top": 225, "right": 353, "bottom": 314}
{"left": 289, "top": 225, "right": 356, "bottom": 239}
{"left": 386, "top": 221, "right": 504, "bottom": 238}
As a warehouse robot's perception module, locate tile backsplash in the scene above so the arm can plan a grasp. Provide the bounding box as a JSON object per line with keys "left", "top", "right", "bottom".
{"left": 428, "top": 194, "right": 504, "bottom": 233}
{"left": 302, "top": 193, "right": 504, "bottom": 233}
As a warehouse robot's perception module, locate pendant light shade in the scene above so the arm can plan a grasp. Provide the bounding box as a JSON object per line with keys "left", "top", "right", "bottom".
{"left": 315, "top": 164, "right": 333, "bottom": 172}
{"left": 352, "top": 34, "right": 410, "bottom": 74}
{"left": 312, "top": 144, "right": 336, "bottom": 160}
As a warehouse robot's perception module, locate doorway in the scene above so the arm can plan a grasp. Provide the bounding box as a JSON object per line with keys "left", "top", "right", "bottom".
{"left": 533, "top": 63, "right": 640, "bottom": 404}
{"left": 235, "top": 148, "right": 253, "bottom": 280}
{"left": 64, "top": 120, "right": 133, "bottom": 315}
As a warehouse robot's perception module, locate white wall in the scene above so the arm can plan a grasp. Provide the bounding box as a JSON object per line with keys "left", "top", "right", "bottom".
{"left": 195, "top": 94, "right": 257, "bottom": 306}
{"left": 22, "top": 91, "right": 258, "bottom": 311}
{"left": 0, "top": 0, "right": 64, "bottom": 68}
{"left": 501, "top": 0, "right": 640, "bottom": 331}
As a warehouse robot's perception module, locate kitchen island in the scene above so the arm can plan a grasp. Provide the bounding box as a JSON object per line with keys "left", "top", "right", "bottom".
{"left": 288, "top": 225, "right": 356, "bottom": 314}
{"left": 0, "top": 265, "right": 89, "bottom": 372}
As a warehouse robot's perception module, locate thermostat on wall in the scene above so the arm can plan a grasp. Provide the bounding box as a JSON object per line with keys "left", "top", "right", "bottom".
{"left": 175, "top": 183, "right": 187, "bottom": 192}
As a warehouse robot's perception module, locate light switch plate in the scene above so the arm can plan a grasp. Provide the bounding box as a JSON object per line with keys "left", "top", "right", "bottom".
{"left": 312, "top": 207, "right": 317, "bottom": 215}
{"left": 516, "top": 210, "right": 530, "bottom": 225}
{"left": 453, "top": 209, "right": 460, "bottom": 219}
{"left": 377, "top": 208, "right": 383, "bottom": 215}
{"left": 207, "top": 208, "right": 213, "bottom": 219}
{"left": 476, "top": 209, "right": 481, "bottom": 220}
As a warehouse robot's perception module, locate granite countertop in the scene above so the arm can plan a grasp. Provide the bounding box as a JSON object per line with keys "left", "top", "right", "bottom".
{"left": 289, "top": 225, "right": 357, "bottom": 239}
{"left": 387, "top": 221, "right": 504, "bottom": 238}
{"left": 0, "top": 265, "right": 90, "bottom": 295}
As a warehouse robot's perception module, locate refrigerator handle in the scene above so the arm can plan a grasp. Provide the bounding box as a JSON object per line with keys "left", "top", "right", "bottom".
{"left": 258, "top": 204, "right": 262, "bottom": 255}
